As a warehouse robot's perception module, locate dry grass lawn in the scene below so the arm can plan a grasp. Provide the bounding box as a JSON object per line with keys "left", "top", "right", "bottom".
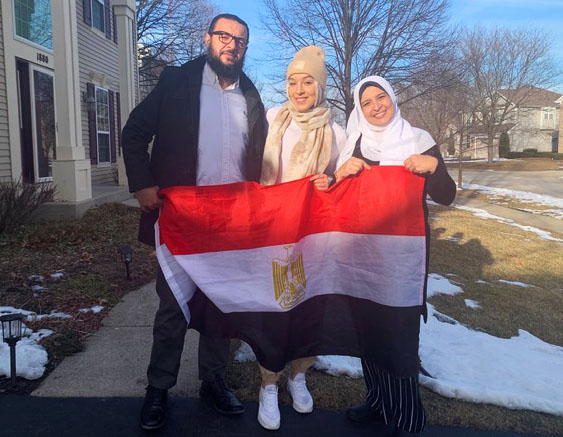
{"left": 429, "top": 205, "right": 563, "bottom": 346}
{"left": 445, "top": 158, "right": 563, "bottom": 171}
{"left": 226, "top": 205, "right": 563, "bottom": 435}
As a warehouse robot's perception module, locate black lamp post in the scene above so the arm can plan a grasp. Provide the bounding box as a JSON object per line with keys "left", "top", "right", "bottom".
{"left": 117, "top": 245, "right": 134, "bottom": 280}
{"left": 1, "top": 313, "right": 24, "bottom": 384}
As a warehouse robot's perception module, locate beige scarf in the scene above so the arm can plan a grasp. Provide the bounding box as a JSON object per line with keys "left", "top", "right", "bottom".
{"left": 260, "top": 100, "right": 332, "bottom": 185}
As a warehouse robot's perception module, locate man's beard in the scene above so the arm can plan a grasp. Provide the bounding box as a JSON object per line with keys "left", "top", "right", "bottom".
{"left": 206, "top": 47, "right": 245, "bottom": 80}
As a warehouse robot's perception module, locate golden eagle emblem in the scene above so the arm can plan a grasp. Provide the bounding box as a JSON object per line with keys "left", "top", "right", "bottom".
{"left": 272, "top": 245, "right": 306, "bottom": 309}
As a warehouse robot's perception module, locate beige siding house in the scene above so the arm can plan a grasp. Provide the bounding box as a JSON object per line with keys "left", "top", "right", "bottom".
{"left": 0, "top": 0, "right": 138, "bottom": 217}
{"left": 459, "top": 86, "right": 562, "bottom": 159}
{"left": 501, "top": 86, "right": 562, "bottom": 153}
{"left": 77, "top": 0, "right": 122, "bottom": 185}
{"left": 560, "top": 96, "right": 563, "bottom": 153}
{"left": 0, "top": 6, "right": 11, "bottom": 180}
{"left": 459, "top": 123, "right": 515, "bottom": 160}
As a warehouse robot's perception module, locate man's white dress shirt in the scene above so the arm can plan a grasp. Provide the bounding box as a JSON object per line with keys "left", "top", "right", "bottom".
{"left": 170, "top": 63, "right": 250, "bottom": 309}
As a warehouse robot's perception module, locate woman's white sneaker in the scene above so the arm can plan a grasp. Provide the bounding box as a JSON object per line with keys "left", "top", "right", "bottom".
{"left": 258, "top": 384, "right": 280, "bottom": 430}
{"left": 287, "top": 373, "right": 313, "bottom": 413}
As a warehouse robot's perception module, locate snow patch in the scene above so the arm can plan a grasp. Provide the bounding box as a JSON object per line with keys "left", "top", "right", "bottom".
{"left": 234, "top": 341, "right": 256, "bottom": 362}
{"left": 0, "top": 329, "right": 52, "bottom": 380}
{"left": 498, "top": 279, "right": 535, "bottom": 288}
{"left": 427, "top": 273, "right": 463, "bottom": 298}
{"left": 463, "top": 183, "right": 563, "bottom": 212}
{"left": 0, "top": 308, "right": 53, "bottom": 380}
{"left": 31, "top": 285, "right": 48, "bottom": 292}
{"left": 420, "top": 305, "right": 563, "bottom": 416}
{"left": 79, "top": 305, "right": 105, "bottom": 314}
{"left": 314, "top": 356, "right": 362, "bottom": 378}
{"left": 464, "top": 299, "right": 481, "bottom": 309}
{"left": 32, "top": 311, "right": 72, "bottom": 321}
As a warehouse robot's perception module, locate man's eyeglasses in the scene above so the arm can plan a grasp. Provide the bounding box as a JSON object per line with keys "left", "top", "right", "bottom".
{"left": 210, "top": 31, "right": 248, "bottom": 49}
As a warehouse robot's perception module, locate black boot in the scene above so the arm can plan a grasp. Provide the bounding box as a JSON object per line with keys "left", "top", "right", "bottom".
{"left": 140, "top": 386, "right": 168, "bottom": 430}
{"left": 199, "top": 376, "right": 245, "bottom": 415}
{"left": 346, "top": 403, "right": 384, "bottom": 423}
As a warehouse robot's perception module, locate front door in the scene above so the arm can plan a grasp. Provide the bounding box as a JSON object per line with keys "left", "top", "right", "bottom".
{"left": 16, "top": 60, "right": 56, "bottom": 183}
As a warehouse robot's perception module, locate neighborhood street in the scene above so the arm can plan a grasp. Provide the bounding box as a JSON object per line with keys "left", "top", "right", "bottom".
{"left": 448, "top": 169, "right": 563, "bottom": 198}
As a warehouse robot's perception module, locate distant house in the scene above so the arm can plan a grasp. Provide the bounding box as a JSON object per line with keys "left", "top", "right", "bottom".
{"left": 459, "top": 123, "right": 516, "bottom": 160}
{"left": 460, "top": 86, "right": 562, "bottom": 159}
{"left": 0, "top": 0, "right": 138, "bottom": 218}
{"left": 500, "top": 86, "right": 561, "bottom": 154}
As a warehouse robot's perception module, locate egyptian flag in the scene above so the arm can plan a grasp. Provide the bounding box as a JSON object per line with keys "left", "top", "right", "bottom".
{"left": 156, "top": 167, "right": 427, "bottom": 375}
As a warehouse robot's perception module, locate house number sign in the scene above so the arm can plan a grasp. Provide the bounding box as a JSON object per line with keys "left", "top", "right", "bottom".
{"left": 36, "top": 53, "right": 49, "bottom": 64}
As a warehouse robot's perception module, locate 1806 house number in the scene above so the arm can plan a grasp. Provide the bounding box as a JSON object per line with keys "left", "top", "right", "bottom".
{"left": 37, "top": 53, "right": 49, "bottom": 63}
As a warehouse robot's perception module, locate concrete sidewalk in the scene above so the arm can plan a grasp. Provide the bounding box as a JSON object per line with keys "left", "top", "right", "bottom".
{"left": 32, "top": 281, "right": 200, "bottom": 398}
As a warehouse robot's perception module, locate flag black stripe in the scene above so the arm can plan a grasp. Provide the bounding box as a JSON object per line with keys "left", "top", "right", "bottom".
{"left": 187, "top": 289, "right": 422, "bottom": 375}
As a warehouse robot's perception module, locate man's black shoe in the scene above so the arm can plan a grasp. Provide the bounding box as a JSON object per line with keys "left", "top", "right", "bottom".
{"left": 199, "top": 376, "right": 245, "bottom": 415}
{"left": 346, "top": 403, "right": 384, "bottom": 423}
{"left": 140, "top": 386, "right": 168, "bottom": 430}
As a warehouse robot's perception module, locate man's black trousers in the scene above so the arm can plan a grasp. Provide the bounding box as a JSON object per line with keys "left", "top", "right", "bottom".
{"left": 147, "top": 268, "right": 230, "bottom": 388}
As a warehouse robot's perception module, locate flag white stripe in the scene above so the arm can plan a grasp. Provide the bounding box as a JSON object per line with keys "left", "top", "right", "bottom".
{"left": 155, "top": 222, "right": 196, "bottom": 323}
{"left": 157, "top": 229, "right": 425, "bottom": 315}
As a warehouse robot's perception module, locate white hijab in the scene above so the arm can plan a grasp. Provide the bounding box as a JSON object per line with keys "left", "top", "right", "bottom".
{"left": 337, "top": 76, "right": 435, "bottom": 168}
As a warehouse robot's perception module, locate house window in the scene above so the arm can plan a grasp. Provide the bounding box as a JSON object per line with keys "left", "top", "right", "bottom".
{"left": 541, "top": 108, "right": 555, "bottom": 129}
{"left": 95, "top": 87, "right": 111, "bottom": 163}
{"left": 13, "top": 0, "right": 53, "bottom": 50}
{"left": 92, "top": 0, "right": 105, "bottom": 33}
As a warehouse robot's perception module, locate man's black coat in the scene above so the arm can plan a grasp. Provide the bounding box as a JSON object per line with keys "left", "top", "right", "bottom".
{"left": 122, "top": 55, "right": 267, "bottom": 246}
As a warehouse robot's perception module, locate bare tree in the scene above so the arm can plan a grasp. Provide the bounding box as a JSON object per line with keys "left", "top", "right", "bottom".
{"left": 261, "top": 0, "right": 458, "bottom": 118}
{"left": 136, "top": 0, "right": 217, "bottom": 90}
{"left": 462, "top": 26, "right": 561, "bottom": 163}
{"left": 401, "top": 78, "right": 465, "bottom": 153}
{"left": 402, "top": 74, "right": 477, "bottom": 188}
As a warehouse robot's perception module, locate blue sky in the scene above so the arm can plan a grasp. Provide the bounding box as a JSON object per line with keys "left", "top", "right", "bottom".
{"left": 450, "top": 0, "right": 563, "bottom": 58}
{"left": 213, "top": 0, "right": 563, "bottom": 93}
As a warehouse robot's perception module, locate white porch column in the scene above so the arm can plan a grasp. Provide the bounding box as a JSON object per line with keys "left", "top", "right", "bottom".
{"left": 113, "top": 0, "right": 138, "bottom": 186}
{"left": 50, "top": 0, "right": 92, "bottom": 202}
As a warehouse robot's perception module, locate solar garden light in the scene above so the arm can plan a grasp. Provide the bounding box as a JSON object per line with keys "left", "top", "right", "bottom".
{"left": 0, "top": 313, "right": 24, "bottom": 384}
{"left": 117, "top": 245, "right": 134, "bottom": 280}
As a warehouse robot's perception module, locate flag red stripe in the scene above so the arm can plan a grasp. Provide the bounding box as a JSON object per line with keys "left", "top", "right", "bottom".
{"left": 159, "top": 166, "right": 425, "bottom": 255}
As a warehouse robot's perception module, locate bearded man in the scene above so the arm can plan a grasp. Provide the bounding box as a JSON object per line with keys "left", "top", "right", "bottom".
{"left": 121, "top": 14, "right": 266, "bottom": 430}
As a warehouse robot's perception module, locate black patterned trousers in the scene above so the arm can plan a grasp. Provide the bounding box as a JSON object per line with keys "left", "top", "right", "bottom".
{"left": 362, "top": 360, "right": 426, "bottom": 433}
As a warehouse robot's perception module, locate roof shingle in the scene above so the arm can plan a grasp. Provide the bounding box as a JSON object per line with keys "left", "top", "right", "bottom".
{"left": 500, "top": 85, "right": 562, "bottom": 107}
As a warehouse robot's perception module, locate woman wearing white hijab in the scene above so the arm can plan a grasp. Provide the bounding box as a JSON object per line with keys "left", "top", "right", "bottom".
{"left": 257, "top": 46, "right": 347, "bottom": 431}
{"left": 335, "top": 76, "right": 455, "bottom": 436}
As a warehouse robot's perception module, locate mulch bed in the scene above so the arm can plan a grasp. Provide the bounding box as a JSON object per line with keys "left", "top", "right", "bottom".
{"left": 0, "top": 203, "right": 156, "bottom": 394}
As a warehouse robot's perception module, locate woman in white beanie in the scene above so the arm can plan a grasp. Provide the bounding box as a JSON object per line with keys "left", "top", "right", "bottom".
{"left": 335, "top": 76, "right": 456, "bottom": 436}
{"left": 257, "top": 46, "right": 347, "bottom": 431}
